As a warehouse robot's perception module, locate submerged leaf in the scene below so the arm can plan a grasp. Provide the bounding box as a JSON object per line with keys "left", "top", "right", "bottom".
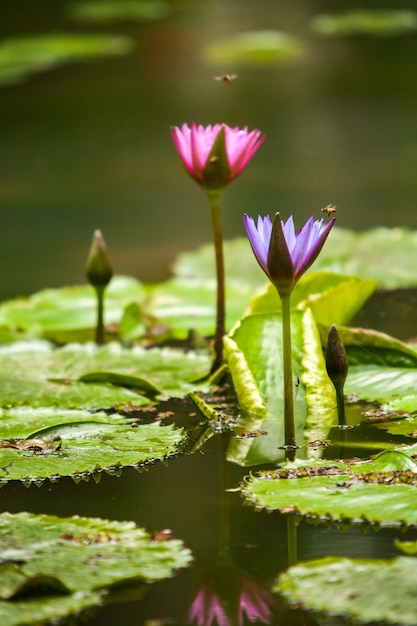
{"left": 278, "top": 555, "right": 417, "bottom": 625}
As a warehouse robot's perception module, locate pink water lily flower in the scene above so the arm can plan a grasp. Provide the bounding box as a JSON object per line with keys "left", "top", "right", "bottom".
{"left": 244, "top": 213, "right": 335, "bottom": 295}
{"left": 171, "top": 123, "right": 265, "bottom": 190}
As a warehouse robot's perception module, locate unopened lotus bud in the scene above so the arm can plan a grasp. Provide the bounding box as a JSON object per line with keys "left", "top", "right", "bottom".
{"left": 326, "top": 324, "right": 348, "bottom": 426}
{"left": 86, "top": 230, "right": 113, "bottom": 290}
{"left": 326, "top": 324, "right": 348, "bottom": 387}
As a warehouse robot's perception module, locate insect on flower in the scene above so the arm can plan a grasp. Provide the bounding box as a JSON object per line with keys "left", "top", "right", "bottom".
{"left": 321, "top": 204, "right": 337, "bottom": 217}
{"left": 214, "top": 74, "right": 238, "bottom": 85}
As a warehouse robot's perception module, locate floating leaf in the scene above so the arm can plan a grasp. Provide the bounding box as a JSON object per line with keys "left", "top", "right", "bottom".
{"left": 225, "top": 309, "right": 335, "bottom": 466}
{"left": 0, "top": 276, "right": 146, "bottom": 344}
{"left": 0, "top": 511, "right": 191, "bottom": 625}
{"left": 0, "top": 589, "right": 101, "bottom": 626}
{"left": 249, "top": 272, "right": 376, "bottom": 327}
{"left": 316, "top": 227, "right": 417, "bottom": 289}
{"left": 278, "top": 555, "right": 417, "bottom": 625}
{"left": 68, "top": 0, "right": 171, "bottom": 23}
{"left": 346, "top": 365, "right": 417, "bottom": 413}
{"left": 311, "top": 10, "right": 417, "bottom": 37}
{"left": 242, "top": 451, "right": 417, "bottom": 525}
{"left": 0, "top": 408, "right": 184, "bottom": 482}
{"left": 0, "top": 341, "right": 210, "bottom": 410}
{"left": 203, "top": 30, "right": 305, "bottom": 66}
{"left": 0, "top": 34, "right": 133, "bottom": 86}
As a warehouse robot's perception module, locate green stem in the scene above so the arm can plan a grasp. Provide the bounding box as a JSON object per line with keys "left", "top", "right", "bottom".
{"left": 280, "top": 291, "right": 296, "bottom": 458}
{"left": 207, "top": 192, "right": 225, "bottom": 373}
{"left": 95, "top": 286, "right": 105, "bottom": 345}
{"left": 287, "top": 514, "right": 298, "bottom": 567}
{"left": 335, "top": 385, "right": 346, "bottom": 426}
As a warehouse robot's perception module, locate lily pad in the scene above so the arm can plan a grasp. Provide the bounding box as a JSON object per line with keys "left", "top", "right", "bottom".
{"left": 225, "top": 309, "right": 336, "bottom": 466}
{"left": 0, "top": 408, "right": 184, "bottom": 482}
{"left": 311, "top": 10, "right": 417, "bottom": 37}
{"left": 68, "top": 0, "right": 171, "bottom": 23}
{"left": 242, "top": 451, "right": 417, "bottom": 525}
{"left": 0, "top": 340, "right": 210, "bottom": 410}
{"left": 0, "top": 276, "right": 146, "bottom": 344}
{"left": 0, "top": 511, "right": 191, "bottom": 625}
{"left": 0, "top": 34, "right": 133, "bottom": 86}
{"left": 316, "top": 227, "right": 417, "bottom": 289}
{"left": 203, "top": 30, "right": 306, "bottom": 66}
{"left": 0, "top": 589, "right": 101, "bottom": 626}
{"left": 248, "top": 272, "right": 376, "bottom": 327}
{"left": 277, "top": 555, "right": 417, "bottom": 625}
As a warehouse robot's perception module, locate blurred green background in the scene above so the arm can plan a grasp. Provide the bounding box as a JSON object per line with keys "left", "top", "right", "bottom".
{"left": 2, "top": 0, "right": 417, "bottom": 298}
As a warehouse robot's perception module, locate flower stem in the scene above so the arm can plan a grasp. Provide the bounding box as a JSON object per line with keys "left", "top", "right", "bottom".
{"left": 95, "top": 286, "right": 105, "bottom": 345}
{"left": 280, "top": 291, "right": 296, "bottom": 457}
{"left": 335, "top": 385, "right": 346, "bottom": 426}
{"left": 207, "top": 192, "right": 225, "bottom": 373}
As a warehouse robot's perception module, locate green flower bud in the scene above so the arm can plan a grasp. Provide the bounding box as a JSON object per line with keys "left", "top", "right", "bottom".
{"left": 86, "top": 230, "right": 113, "bottom": 290}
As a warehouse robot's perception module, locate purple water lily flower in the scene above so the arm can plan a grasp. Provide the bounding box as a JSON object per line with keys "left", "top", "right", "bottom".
{"left": 244, "top": 212, "right": 335, "bottom": 295}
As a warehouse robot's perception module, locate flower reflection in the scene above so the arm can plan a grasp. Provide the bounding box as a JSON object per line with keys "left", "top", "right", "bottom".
{"left": 187, "top": 568, "right": 274, "bottom": 626}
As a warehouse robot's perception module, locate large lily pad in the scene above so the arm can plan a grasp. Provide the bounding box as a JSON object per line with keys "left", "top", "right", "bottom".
{"left": 316, "top": 227, "right": 417, "bottom": 289}
{"left": 225, "top": 309, "right": 336, "bottom": 466}
{"left": 0, "top": 511, "right": 191, "bottom": 625}
{"left": 0, "top": 341, "right": 210, "bottom": 410}
{"left": 248, "top": 272, "right": 376, "bottom": 327}
{"left": 68, "top": 0, "right": 171, "bottom": 23}
{"left": 203, "top": 30, "right": 306, "bottom": 66}
{"left": 0, "top": 407, "right": 184, "bottom": 483}
{"left": 175, "top": 226, "right": 417, "bottom": 295}
{"left": 277, "top": 555, "right": 417, "bottom": 625}
{"left": 0, "top": 276, "right": 147, "bottom": 344}
{"left": 311, "top": 10, "right": 417, "bottom": 37}
{"left": 242, "top": 451, "right": 417, "bottom": 525}
{"left": 0, "top": 34, "right": 133, "bottom": 86}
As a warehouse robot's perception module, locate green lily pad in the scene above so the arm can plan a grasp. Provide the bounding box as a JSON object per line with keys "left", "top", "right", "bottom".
{"left": 0, "top": 276, "right": 146, "bottom": 344}
{"left": 346, "top": 365, "right": 417, "bottom": 413}
{"left": 0, "top": 34, "right": 133, "bottom": 86}
{"left": 311, "top": 10, "right": 417, "bottom": 37}
{"left": 0, "top": 589, "right": 101, "bottom": 626}
{"left": 248, "top": 272, "right": 376, "bottom": 327}
{"left": 0, "top": 340, "right": 210, "bottom": 410}
{"left": 225, "top": 309, "right": 336, "bottom": 466}
{"left": 68, "top": 0, "right": 171, "bottom": 23}
{"left": 316, "top": 227, "right": 417, "bottom": 289}
{"left": 203, "top": 30, "right": 306, "bottom": 66}
{"left": 242, "top": 451, "right": 417, "bottom": 525}
{"left": 277, "top": 555, "right": 417, "bottom": 625}
{"left": 0, "top": 511, "right": 191, "bottom": 625}
{"left": 0, "top": 408, "right": 184, "bottom": 482}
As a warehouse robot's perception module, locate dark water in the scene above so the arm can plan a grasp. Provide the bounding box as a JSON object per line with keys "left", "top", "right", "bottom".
{"left": 2, "top": 2, "right": 417, "bottom": 624}
{"left": 2, "top": 0, "right": 417, "bottom": 297}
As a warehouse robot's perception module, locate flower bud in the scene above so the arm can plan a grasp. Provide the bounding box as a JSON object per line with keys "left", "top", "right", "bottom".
{"left": 86, "top": 230, "right": 113, "bottom": 290}
{"left": 326, "top": 324, "right": 348, "bottom": 387}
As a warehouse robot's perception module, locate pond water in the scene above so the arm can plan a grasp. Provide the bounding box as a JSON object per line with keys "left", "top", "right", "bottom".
{"left": 2, "top": 1, "right": 417, "bottom": 624}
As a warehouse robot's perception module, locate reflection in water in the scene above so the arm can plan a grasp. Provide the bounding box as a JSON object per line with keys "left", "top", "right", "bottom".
{"left": 186, "top": 563, "right": 274, "bottom": 626}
